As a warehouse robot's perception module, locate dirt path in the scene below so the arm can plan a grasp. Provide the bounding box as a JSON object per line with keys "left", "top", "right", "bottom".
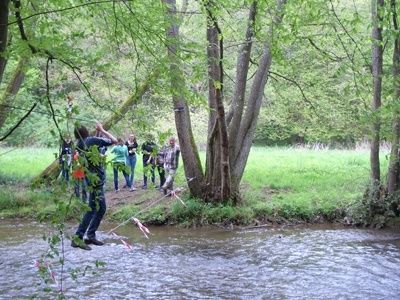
{"left": 104, "top": 180, "right": 182, "bottom": 214}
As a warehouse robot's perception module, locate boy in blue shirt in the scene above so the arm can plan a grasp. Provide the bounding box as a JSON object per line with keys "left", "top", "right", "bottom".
{"left": 71, "top": 122, "right": 117, "bottom": 250}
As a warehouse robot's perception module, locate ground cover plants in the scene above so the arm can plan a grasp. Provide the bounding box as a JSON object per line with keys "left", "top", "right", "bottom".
{"left": 0, "top": 146, "right": 384, "bottom": 226}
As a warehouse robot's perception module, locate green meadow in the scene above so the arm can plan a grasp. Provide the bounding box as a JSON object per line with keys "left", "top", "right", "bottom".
{"left": 0, "top": 146, "right": 385, "bottom": 224}
{"left": 240, "top": 147, "right": 381, "bottom": 221}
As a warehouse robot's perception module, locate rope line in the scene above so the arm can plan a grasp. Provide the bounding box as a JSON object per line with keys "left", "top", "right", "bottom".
{"left": 106, "top": 187, "right": 186, "bottom": 234}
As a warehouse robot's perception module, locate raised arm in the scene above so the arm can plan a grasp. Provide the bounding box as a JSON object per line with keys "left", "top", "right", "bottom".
{"left": 95, "top": 122, "right": 118, "bottom": 144}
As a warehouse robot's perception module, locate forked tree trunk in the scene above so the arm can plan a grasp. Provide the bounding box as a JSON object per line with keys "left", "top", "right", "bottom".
{"left": 203, "top": 3, "right": 231, "bottom": 201}
{"left": 230, "top": 41, "right": 272, "bottom": 188}
{"left": 370, "top": 0, "right": 384, "bottom": 198}
{"left": 229, "top": 0, "right": 286, "bottom": 194}
{"left": 162, "top": 0, "right": 286, "bottom": 202}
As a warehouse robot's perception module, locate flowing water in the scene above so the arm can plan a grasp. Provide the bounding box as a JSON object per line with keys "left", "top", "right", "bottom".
{"left": 0, "top": 220, "right": 399, "bottom": 299}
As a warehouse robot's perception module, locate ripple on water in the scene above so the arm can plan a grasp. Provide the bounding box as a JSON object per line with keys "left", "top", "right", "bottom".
{"left": 0, "top": 221, "right": 400, "bottom": 299}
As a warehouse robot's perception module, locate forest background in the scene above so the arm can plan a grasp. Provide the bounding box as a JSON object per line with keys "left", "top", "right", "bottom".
{"left": 0, "top": 0, "right": 372, "bottom": 147}
{"left": 0, "top": 0, "right": 399, "bottom": 226}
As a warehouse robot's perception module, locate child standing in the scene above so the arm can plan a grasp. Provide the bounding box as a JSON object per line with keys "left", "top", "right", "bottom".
{"left": 111, "top": 138, "right": 131, "bottom": 192}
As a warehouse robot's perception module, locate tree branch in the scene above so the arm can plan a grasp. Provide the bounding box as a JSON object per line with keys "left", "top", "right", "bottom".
{"left": 0, "top": 102, "right": 37, "bottom": 141}
{"left": 307, "top": 37, "right": 344, "bottom": 62}
{"left": 11, "top": 0, "right": 121, "bottom": 116}
{"left": 268, "top": 70, "right": 316, "bottom": 110}
{"left": 8, "top": 0, "right": 133, "bottom": 25}
{"left": 45, "top": 57, "right": 64, "bottom": 142}
{"left": 328, "top": 0, "right": 370, "bottom": 66}
{"left": 0, "top": 103, "right": 93, "bottom": 122}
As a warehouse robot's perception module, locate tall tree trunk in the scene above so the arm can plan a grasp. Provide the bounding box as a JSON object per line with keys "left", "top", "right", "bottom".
{"left": 387, "top": 0, "right": 400, "bottom": 195}
{"left": 370, "top": 0, "right": 384, "bottom": 198}
{"left": 0, "top": 57, "right": 27, "bottom": 130}
{"left": 230, "top": 0, "right": 287, "bottom": 190}
{"left": 0, "top": 0, "right": 9, "bottom": 85}
{"left": 163, "top": 0, "right": 205, "bottom": 197}
{"left": 203, "top": 2, "right": 231, "bottom": 201}
{"left": 32, "top": 70, "right": 157, "bottom": 186}
{"left": 226, "top": 1, "right": 257, "bottom": 196}
{"left": 226, "top": 1, "right": 257, "bottom": 132}
{"left": 231, "top": 41, "right": 272, "bottom": 186}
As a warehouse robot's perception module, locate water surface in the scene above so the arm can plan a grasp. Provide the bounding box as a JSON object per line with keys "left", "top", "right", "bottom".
{"left": 0, "top": 220, "right": 399, "bottom": 299}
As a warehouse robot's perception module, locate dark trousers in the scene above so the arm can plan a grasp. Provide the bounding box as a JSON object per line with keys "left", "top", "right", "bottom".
{"left": 143, "top": 162, "right": 155, "bottom": 187}
{"left": 74, "top": 178, "right": 87, "bottom": 201}
{"left": 61, "top": 160, "right": 70, "bottom": 182}
{"left": 157, "top": 165, "right": 166, "bottom": 187}
{"left": 76, "top": 185, "right": 106, "bottom": 239}
{"left": 113, "top": 162, "right": 131, "bottom": 190}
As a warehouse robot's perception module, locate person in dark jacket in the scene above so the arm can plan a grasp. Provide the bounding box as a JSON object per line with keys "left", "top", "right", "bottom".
{"left": 71, "top": 122, "right": 117, "bottom": 250}
{"left": 59, "top": 135, "right": 73, "bottom": 182}
{"left": 141, "top": 135, "right": 157, "bottom": 189}
{"left": 156, "top": 144, "right": 167, "bottom": 191}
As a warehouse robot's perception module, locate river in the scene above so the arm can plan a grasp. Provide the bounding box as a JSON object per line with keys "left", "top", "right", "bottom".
{"left": 0, "top": 220, "right": 399, "bottom": 299}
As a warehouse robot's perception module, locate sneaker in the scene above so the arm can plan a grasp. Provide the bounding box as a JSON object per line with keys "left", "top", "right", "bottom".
{"left": 130, "top": 187, "right": 137, "bottom": 191}
{"left": 71, "top": 237, "right": 92, "bottom": 250}
{"left": 115, "top": 189, "right": 119, "bottom": 193}
{"left": 84, "top": 238, "right": 105, "bottom": 246}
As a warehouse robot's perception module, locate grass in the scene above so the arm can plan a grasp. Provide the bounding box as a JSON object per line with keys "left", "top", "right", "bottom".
{"left": 240, "top": 147, "right": 384, "bottom": 221}
{"left": 0, "top": 146, "right": 388, "bottom": 224}
{"left": 0, "top": 184, "right": 85, "bottom": 221}
{"left": 0, "top": 147, "right": 57, "bottom": 183}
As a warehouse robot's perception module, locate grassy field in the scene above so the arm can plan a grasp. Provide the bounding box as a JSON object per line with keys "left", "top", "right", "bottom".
{"left": 0, "top": 146, "right": 386, "bottom": 224}
{"left": 0, "top": 148, "right": 58, "bottom": 182}
{"left": 241, "top": 147, "right": 381, "bottom": 221}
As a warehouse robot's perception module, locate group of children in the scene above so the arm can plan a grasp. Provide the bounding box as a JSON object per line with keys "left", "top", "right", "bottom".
{"left": 59, "top": 132, "right": 181, "bottom": 197}
{"left": 60, "top": 122, "right": 180, "bottom": 250}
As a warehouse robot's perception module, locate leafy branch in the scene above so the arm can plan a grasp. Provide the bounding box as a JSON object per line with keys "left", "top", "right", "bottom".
{"left": 268, "top": 70, "right": 317, "bottom": 112}
{"left": 11, "top": 0, "right": 121, "bottom": 118}
{"left": 8, "top": 0, "right": 134, "bottom": 25}
{"left": 45, "top": 57, "right": 64, "bottom": 142}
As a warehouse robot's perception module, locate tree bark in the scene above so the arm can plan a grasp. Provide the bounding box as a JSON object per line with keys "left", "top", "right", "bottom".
{"left": 226, "top": 1, "right": 257, "bottom": 131}
{"left": 163, "top": 0, "right": 205, "bottom": 197}
{"left": 370, "top": 0, "right": 384, "bottom": 196}
{"left": 204, "top": 4, "right": 231, "bottom": 201}
{"left": 0, "top": 57, "right": 27, "bottom": 131}
{"left": 0, "top": 0, "right": 9, "bottom": 85}
{"left": 226, "top": 1, "right": 257, "bottom": 195}
{"left": 231, "top": 41, "right": 272, "bottom": 186}
{"left": 387, "top": 0, "right": 400, "bottom": 195}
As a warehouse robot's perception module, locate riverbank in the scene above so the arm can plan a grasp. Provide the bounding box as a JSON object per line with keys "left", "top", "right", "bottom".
{"left": 0, "top": 146, "right": 392, "bottom": 227}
